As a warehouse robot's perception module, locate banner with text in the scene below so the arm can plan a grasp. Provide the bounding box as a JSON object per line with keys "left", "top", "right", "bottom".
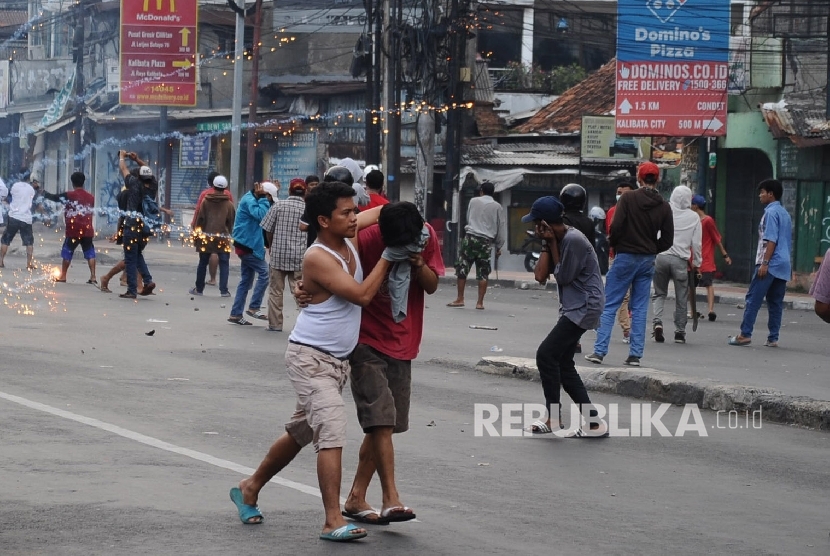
{"left": 120, "top": 0, "right": 198, "bottom": 106}
{"left": 615, "top": 0, "right": 729, "bottom": 136}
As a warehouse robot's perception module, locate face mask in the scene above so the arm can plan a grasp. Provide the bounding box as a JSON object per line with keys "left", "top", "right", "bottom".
{"left": 616, "top": 194, "right": 622, "bottom": 202}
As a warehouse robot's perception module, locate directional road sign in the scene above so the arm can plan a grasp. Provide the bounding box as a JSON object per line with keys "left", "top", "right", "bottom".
{"left": 120, "top": 0, "right": 198, "bottom": 106}
{"left": 615, "top": 0, "right": 730, "bottom": 136}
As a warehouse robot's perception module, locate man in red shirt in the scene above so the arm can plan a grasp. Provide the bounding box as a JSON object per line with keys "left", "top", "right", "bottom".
{"left": 192, "top": 171, "right": 234, "bottom": 286}
{"left": 691, "top": 195, "right": 731, "bottom": 321}
{"left": 43, "top": 172, "right": 97, "bottom": 284}
{"left": 342, "top": 202, "right": 443, "bottom": 525}
{"left": 605, "top": 181, "right": 634, "bottom": 342}
{"left": 364, "top": 169, "right": 389, "bottom": 210}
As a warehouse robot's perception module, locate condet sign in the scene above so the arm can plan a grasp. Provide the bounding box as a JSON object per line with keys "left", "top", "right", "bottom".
{"left": 119, "top": 0, "right": 198, "bottom": 107}
{"left": 615, "top": 0, "right": 730, "bottom": 137}
{"left": 615, "top": 61, "right": 727, "bottom": 134}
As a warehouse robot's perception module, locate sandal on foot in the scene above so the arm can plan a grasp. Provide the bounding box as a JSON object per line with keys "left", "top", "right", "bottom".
{"left": 379, "top": 506, "right": 416, "bottom": 524}
{"left": 528, "top": 420, "right": 553, "bottom": 434}
{"left": 320, "top": 523, "right": 367, "bottom": 542}
{"left": 728, "top": 336, "right": 751, "bottom": 346}
{"left": 565, "top": 428, "right": 610, "bottom": 439}
{"left": 446, "top": 301, "right": 465, "bottom": 308}
{"left": 229, "top": 487, "right": 263, "bottom": 525}
{"left": 87, "top": 279, "right": 98, "bottom": 285}
{"left": 342, "top": 509, "right": 388, "bottom": 526}
{"left": 245, "top": 309, "right": 267, "bottom": 320}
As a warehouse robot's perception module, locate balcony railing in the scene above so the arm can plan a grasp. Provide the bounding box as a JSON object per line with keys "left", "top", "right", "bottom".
{"left": 489, "top": 62, "right": 588, "bottom": 94}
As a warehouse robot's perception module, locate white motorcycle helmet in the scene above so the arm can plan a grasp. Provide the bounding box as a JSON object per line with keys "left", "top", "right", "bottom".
{"left": 589, "top": 206, "right": 606, "bottom": 221}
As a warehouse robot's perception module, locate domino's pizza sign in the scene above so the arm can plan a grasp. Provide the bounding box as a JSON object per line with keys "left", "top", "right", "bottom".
{"left": 616, "top": 0, "right": 730, "bottom": 136}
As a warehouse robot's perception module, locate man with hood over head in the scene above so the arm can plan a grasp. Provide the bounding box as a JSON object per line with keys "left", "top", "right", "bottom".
{"left": 651, "top": 185, "right": 702, "bottom": 344}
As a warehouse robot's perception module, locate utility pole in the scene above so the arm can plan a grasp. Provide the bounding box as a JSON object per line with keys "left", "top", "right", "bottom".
{"left": 72, "top": 0, "right": 86, "bottom": 169}
{"left": 826, "top": 0, "right": 830, "bottom": 119}
{"left": 414, "top": 111, "right": 433, "bottom": 218}
{"left": 370, "top": 0, "right": 382, "bottom": 165}
{"left": 364, "top": 0, "right": 380, "bottom": 164}
{"left": 383, "top": 0, "right": 401, "bottom": 201}
{"left": 441, "top": 0, "right": 469, "bottom": 263}
{"left": 230, "top": 1, "right": 246, "bottom": 199}
{"left": 245, "top": 0, "right": 263, "bottom": 189}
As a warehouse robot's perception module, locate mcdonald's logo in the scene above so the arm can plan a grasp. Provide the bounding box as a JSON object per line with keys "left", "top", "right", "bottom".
{"left": 143, "top": 0, "right": 176, "bottom": 12}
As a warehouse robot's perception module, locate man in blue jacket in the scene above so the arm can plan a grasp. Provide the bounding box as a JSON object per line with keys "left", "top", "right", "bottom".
{"left": 228, "top": 181, "right": 279, "bottom": 325}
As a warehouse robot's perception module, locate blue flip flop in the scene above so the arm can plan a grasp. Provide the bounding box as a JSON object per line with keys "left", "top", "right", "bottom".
{"left": 229, "top": 487, "right": 264, "bottom": 525}
{"left": 319, "top": 523, "right": 367, "bottom": 542}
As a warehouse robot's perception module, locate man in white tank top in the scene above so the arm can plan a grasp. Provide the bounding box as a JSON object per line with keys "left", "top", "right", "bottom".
{"left": 229, "top": 181, "right": 389, "bottom": 542}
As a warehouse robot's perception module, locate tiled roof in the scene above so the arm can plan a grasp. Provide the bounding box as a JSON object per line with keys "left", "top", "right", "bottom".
{"left": 513, "top": 58, "right": 617, "bottom": 134}
{"left": 0, "top": 10, "right": 27, "bottom": 28}
{"left": 760, "top": 92, "right": 830, "bottom": 147}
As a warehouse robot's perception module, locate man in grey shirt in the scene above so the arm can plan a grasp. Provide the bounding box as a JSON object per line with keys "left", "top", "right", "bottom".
{"left": 447, "top": 181, "right": 506, "bottom": 310}
{"left": 524, "top": 196, "right": 607, "bottom": 438}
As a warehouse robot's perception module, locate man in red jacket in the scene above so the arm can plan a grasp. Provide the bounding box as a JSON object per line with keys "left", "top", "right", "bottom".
{"left": 43, "top": 172, "right": 97, "bottom": 284}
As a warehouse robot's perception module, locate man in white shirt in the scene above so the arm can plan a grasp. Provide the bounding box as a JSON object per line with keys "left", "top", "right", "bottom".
{"left": 447, "top": 181, "right": 506, "bottom": 310}
{"left": 0, "top": 178, "right": 37, "bottom": 269}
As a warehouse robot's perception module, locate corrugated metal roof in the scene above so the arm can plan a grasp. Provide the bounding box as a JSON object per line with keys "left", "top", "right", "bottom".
{"left": 433, "top": 143, "right": 579, "bottom": 167}
{"left": 760, "top": 93, "right": 830, "bottom": 147}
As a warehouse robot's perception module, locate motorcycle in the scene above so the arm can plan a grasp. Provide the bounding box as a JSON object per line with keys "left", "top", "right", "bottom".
{"left": 521, "top": 230, "right": 543, "bottom": 273}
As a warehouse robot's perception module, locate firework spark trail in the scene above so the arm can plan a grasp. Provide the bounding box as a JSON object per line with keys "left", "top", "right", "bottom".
{"left": 1, "top": 265, "right": 65, "bottom": 316}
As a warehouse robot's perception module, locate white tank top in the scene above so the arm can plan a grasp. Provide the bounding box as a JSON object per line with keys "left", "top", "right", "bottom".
{"left": 288, "top": 240, "right": 363, "bottom": 358}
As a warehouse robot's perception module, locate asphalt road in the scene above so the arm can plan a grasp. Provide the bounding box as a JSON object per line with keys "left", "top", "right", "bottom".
{"left": 1, "top": 258, "right": 828, "bottom": 555}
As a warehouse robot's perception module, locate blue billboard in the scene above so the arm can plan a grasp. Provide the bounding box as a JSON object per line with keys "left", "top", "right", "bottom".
{"left": 617, "top": 0, "right": 730, "bottom": 64}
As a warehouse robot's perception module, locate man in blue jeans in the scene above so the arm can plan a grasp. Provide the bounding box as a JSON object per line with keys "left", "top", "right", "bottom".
{"left": 228, "top": 181, "right": 278, "bottom": 325}
{"left": 585, "top": 162, "right": 673, "bottom": 367}
{"left": 729, "top": 179, "right": 792, "bottom": 347}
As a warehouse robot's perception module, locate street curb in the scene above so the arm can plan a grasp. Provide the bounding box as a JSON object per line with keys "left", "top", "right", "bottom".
{"left": 437, "top": 275, "right": 557, "bottom": 291}
{"left": 436, "top": 276, "right": 815, "bottom": 311}
{"left": 429, "top": 356, "right": 830, "bottom": 431}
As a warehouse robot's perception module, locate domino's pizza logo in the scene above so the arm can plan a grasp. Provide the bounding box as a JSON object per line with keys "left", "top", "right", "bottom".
{"left": 646, "top": 0, "right": 687, "bottom": 23}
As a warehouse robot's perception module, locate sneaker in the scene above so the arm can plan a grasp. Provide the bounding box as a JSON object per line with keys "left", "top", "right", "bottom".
{"left": 654, "top": 324, "right": 664, "bottom": 343}
{"left": 584, "top": 353, "right": 604, "bottom": 364}
{"left": 119, "top": 291, "right": 137, "bottom": 299}
{"left": 674, "top": 332, "right": 686, "bottom": 344}
{"left": 624, "top": 356, "right": 640, "bottom": 366}
{"left": 188, "top": 287, "right": 203, "bottom": 296}
{"left": 221, "top": 292, "right": 232, "bottom": 298}
{"left": 622, "top": 331, "right": 631, "bottom": 344}
{"left": 764, "top": 340, "right": 778, "bottom": 347}
{"left": 708, "top": 312, "right": 717, "bottom": 322}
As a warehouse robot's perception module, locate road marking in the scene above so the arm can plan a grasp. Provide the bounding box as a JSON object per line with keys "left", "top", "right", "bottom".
{"left": 0, "top": 390, "right": 322, "bottom": 499}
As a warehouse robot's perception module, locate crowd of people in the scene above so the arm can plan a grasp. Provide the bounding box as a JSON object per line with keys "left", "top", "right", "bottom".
{"left": 1, "top": 157, "right": 829, "bottom": 542}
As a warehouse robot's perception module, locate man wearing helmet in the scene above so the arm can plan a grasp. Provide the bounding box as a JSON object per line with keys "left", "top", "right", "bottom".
{"left": 559, "top": 183, "right": 595, "bottom": 246}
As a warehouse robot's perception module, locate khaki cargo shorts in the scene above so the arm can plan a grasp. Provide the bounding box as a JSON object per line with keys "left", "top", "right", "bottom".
{"left": 283, "top": 342, "right": 351, "bottom": 452}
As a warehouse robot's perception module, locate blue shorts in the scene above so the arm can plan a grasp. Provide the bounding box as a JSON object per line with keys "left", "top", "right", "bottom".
{"left": 62, "top": 237, "right": 96, "bottom": 261}
{"left": 1, "top": 217, "right": 34, "bottom": 247}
